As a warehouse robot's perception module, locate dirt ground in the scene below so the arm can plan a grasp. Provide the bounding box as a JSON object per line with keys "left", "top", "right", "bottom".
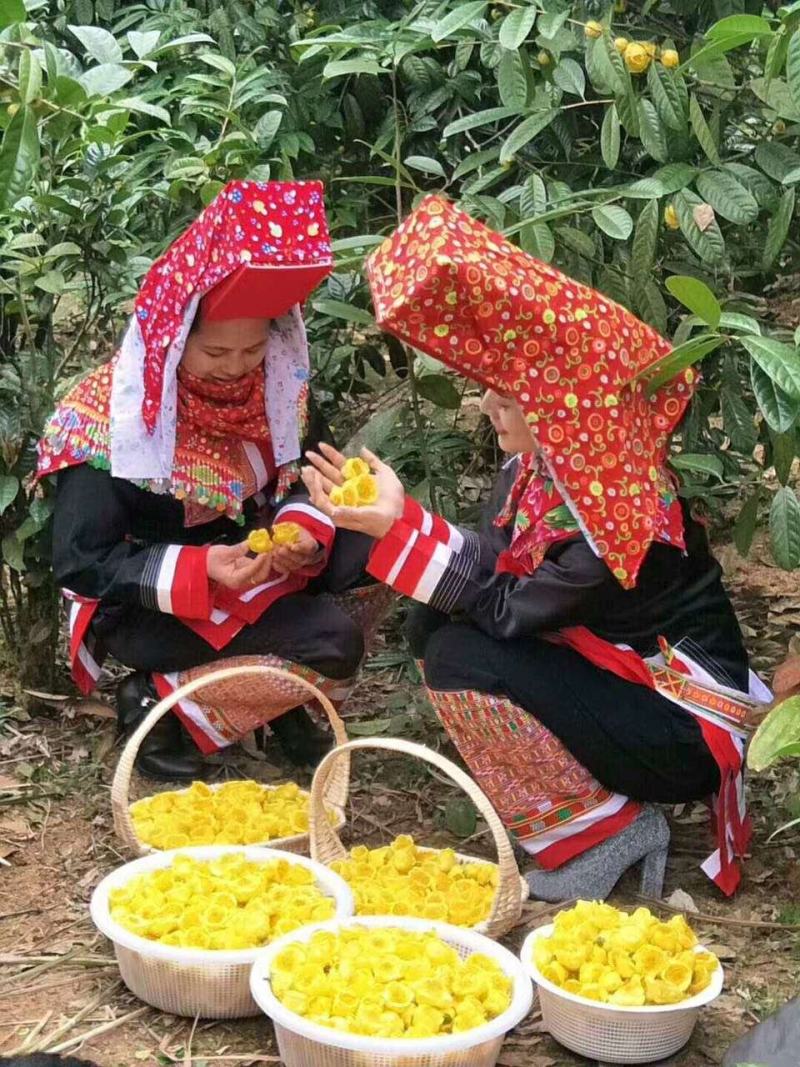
{"left": 1, "top": 547, "right": 799, "bottom": 1066}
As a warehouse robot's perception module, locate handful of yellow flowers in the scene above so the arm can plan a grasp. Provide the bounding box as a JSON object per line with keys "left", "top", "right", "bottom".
{"left": 330, "top": 834, "right": 497, "bottom": 927}
{"left": 130, "top": 780, "right": 326, "bottom": 850}
{"left": 247, "top": 521, "right": 301, "bottom": 555}
{"left": 270, "top": 926, "right": 512, "bottom": 1037}
{"left": 329, "top": 457, "right": 378, "bottom": 508}
{"left": 533, "top": 901, "right": 719, "bottom": 1006}
{"left": 110, "top": 852, "right": 335, "bottom": 950}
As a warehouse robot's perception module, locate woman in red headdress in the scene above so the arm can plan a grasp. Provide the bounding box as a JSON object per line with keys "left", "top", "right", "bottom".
{"left": 38, "top": 181, "right": 373, "bottom": 779}
{"left": 303, "top": 196, "right": 771, "bottom": 902}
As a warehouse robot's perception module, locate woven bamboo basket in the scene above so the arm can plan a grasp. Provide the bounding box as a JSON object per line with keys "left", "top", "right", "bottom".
{"left": 309, "top": 737, "right": 529, "bottom": 940}
{"left": 90, "top": 845, "right": 354, "bottom": 1018}
{"left": 112, "top": 664, "right": 350, "bottom": 858}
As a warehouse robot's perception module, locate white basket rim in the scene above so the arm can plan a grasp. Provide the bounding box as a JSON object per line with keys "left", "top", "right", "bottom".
{"left": 521, "top": 924, "right": 724, "bottom": 1015}
{"left": 90, "top": 845, "right": 354, "bottom": 966}
{"left": 128, "top": 780, "right": 346, "bottom": 853}
{"left": 249, "top": 914, "right": 533, "bottom": 1055}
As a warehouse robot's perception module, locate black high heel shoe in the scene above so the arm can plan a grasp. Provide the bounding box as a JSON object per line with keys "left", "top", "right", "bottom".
{"left": 268, "top": 706, "right": 333, "bottom": 768}
{"left": 116, "top": 672, "right": 204, "bottom": 781}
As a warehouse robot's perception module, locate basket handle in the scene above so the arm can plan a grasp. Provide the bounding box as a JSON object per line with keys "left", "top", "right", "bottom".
{"left": 309, "top": 736, "right": 523, "bottom": 934}
{"left": 111, "top": 664, "right": 350, "bottom": 854}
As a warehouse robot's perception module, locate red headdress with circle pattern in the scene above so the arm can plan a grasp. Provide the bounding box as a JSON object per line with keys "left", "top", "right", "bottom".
{"left": 366, "top": 195, "right": 696, "bottom": 588}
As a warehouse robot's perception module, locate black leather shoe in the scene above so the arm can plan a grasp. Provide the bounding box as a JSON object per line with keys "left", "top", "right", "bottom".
{"left": 116, "top": 672, "right": 204, "bottom": 781}
{"left": 269, "top": 706, "right": 333, "bottom": 768}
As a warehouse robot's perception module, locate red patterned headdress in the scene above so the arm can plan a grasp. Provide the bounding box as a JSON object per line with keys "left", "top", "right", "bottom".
{"left": 366, "top": 196, "right": 697, "bottom": 588}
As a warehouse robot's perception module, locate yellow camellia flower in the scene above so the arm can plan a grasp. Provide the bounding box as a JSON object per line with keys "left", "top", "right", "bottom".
{"left": 584, "top": 20, "right": 604, "bottom": 38}
{"left": 129, "top": 778, "right": 334, "bottom": 849}
{"left": 355, "top": 473, "right": 379, "bottom": 505}
{"left": 624, "top": 41, "right": 651, "bottom": 74}
{"left": 614, "top": 36, "right": 629, "bottom": 54}
{"left": 663, "top": 204, "right": 680, "bottom": 229}
{"left": 272, "top": 927, "right": 511, "bottom": 1038}
{"left": 247, "top": 528, "right": 272, "bottom": 554}
{"left": 661, "top": 48, "right": 679, "bottom": 68}
{"left": 272, "top": 522, "right": 301, "bottom": 546}
{"left": 342, "top": 457, "right": 371, "bottom": 480}
{"left": 332, "top": 834, "right": 497, "bottom": 927}
{"left": 110, "top": 854, "right": 334, "bottom": 950}
{"left": 533, "top": 901, "right": 718, "bottom": 1007}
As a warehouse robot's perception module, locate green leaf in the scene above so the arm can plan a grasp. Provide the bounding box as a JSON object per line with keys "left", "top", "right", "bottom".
{"left": 755, "top": 141, "right": 800, "bottom": 183}
{"left": 519, "top": 221, "right": 555, "bottom": 262}
{"left": 499, "top": 110, "right": 555, "bottom": 164}
{"left": 721, "top": 386, "right": 757, "bottom": 453}
{"left": 498, "top": 6, "right": 537, "bottom": 50}
{"left": 18, "top": 51, "right": 42, "bottom": 105}
{"left": 695, "top": 169, "right": 759, "bottom": 225}
{"left": 35, "top": 270, "right": 65, "bottom": 295}
{"left": 742, "top": 335, "right": 800, "bottom": 399}
{"left": 520, "top": 173, "right": 546, "bottom": 218}
{"left": 634, "top": 333, "right": 723, "bottom": 393}
{"left": 706, "top": 14, "right": 773, "bottom": 41}
{"left": 198, "top": 52, "right": 236, "bottom": 77}
{"left": 770, "top": 486, "right": 800, "bottom": 569}
{"left": 404, "top": 155, "right": 445, "bottom": 178}
{"left": 312, "top": 299, "right": 374, "bottom": 327}
{"left": 719, "top": 312, "right": 761, "bottom": 336}
{"left": 537, "top": 10, "right": 569, "bottom": 38}
{"left": 1, "top": 534, "right": 24, "bottom": 572}
{"left": 689, "top": 95, "right": 720, "bottom": 165}
{"left": 431, "top": 1, "right": 486, "bottom": 43}
{"left": 553, "top": 58, "right": 585, "bottom": 98}
{"left": 0, "top": 106, "right": 40, "bottom": 210}
{"left": 770, "top": 429, "right": 795, "bottom": 485}
{"left": 496, "top": 48, "right": 528, "bottom": 109}
{"left": 69, "top": 25, "right": 123, "bottom": 64}
{"left": 0, "top": 475, "right": 18, "bottom": 515}
{"left": 253, "top": 110, "right": 283, "bottom": 150}
{"left": 748, "top": 694, "right": 800, "bottom": 771}
{"left": 347, "top": 718, "right": 392, "bottom": 736}
{"left": 416, "top": 374, "right": 462, "bottom": 409}
{"left": 591, "top": 204, "right": 633, "bottom": 240}
{"left": 750, "top": 77, "right": 800, "bottom": 123}
{"left": 117, "top": 97, "right": 171, "bottom": 125}
{"left": 651, "top": 163, "right": 697, "bottom": 195}
{"left": 624, "top": 177, "right": 667, "bottom": 199}
{"left": 586, "top": 34, "right": 625, "bottom": 96}
{"left": 638, "top": 99, "right": 668, "bottom": 162}
{"left": 751, "top": 362, "right": 800, "bottom": 433}
{"left": 322, "top": 58, "right": 381, "bottom": 79}
{"left": 164, "top": 156, "right": 207, "bottom": 180}
{"left": 444, "top": 797, "right": 478, "bottom": 837}
{"left": 636, "top": 278, "right": 668, "bottom": 334}
{"left": 647, "top": 63, "right": 686, "bottom": 132}
{"left": 733, "top": 489, "right": 760, "bottom": 557}
{"left": 763, "top": 188, "right": 796, "bottom": 269}
{"left": 788, "top": 30, "right": 800, "bottom": 111}
{"left": 631, "top": 200, "right": 659, "bottom": 280}
{"left": 127, "top": 30, "right": 161, "bottom": 59}
{"left": 443, "top": 106, "right": 518, "bottom": 137}
{"left": 600, "top": 104, "right": 620, "bottom": 170}
{"left": 674, "top": 189, "right": 726, "bottom": 265}
{"left": 0, "top": 0, "right": 25, "bottom": 28}
{"left": 670, "top": 453, "right": 724, "bottom": 480}
{"left": 665, "top": 275, "right": 721, "bottom": 327}
{"left": 78, "top": 63, "right": 134, "bottom": 96}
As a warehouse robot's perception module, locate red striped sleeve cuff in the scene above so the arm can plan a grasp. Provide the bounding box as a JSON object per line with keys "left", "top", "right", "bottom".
{"left": 401, "top": 496, "right": 464, "bottom": 548}
{"left": 367, "top": 520, "right": 456, "bottom": 602}
{"left": 273, "top": 501, "right": 335, "bottom": 556}
{"left": 141, "top": 544, "right": 212, "bottom": 619}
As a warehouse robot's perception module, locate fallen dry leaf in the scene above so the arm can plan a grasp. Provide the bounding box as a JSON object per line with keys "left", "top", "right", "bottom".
{"left": 666, "top": 888, "right": 699, "bottom": 913}
{"left": 73, "top": 697, "right": 116, "bottom": 720}
{"left": 0, "top": 774, "right": 28, "bottom": 791}
{"left": 693, "top": 203, "right": 716, "bottom": 231}
{"left": 706, "top": 942, "right": 738, "bottom": 961}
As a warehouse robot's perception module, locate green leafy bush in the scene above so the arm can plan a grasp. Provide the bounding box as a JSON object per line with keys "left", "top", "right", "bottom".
{"left": 0, "top": 0, "right": 798, "bottom": 686}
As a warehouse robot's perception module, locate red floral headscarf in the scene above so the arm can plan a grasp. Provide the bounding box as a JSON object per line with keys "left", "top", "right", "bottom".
{"left": 367, "top": 195, "right": 696, "bottom": 588}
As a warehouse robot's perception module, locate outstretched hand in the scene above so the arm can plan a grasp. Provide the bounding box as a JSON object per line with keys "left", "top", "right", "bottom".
{"left": 207, "top": 542, "right": 274, "bottom": 590}
{"left": 302, "top": 442, "right": 405, "bottom": 539}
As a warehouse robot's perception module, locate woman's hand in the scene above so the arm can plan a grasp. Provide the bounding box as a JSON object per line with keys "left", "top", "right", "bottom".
{"left": 302, "top": 442, "right": 405, "bottom": 540}
{"left": 207, "top": 542, "right": 273, "bottom": 589}
{"left": 271, "top": 527, "right": 320, "bottom": 575}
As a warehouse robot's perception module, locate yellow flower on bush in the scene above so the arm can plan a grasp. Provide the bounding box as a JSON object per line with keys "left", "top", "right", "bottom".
{"left": 130, "top": 779, "right": 334, "bottom": 849}
{"left": 624, "top": 42, "right": 651, "bottom": 74}
{"left": 330, "top": 834, "right": 499, "bottom": 927}
{"left": 269, "top": 926, "right": 512, "bottom": 1038}
{"left": 533, "top": 901, "right": 718, "bottom": 1006}
{"left": 109, "top": 853, "right": 335, "bottom": 950}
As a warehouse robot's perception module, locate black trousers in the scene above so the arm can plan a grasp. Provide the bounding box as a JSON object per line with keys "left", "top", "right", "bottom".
{"left": 407, "top": 605, "right": 721, "bottom": 804}
{"left": 100, "top": 530, "right": 373, "bottom": 681}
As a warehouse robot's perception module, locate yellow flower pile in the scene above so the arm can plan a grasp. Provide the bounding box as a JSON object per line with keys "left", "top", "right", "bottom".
{"left": 130, "top": 780, "right": 322, "bottom": 849}
{"left": 533, "top": 901, "right": 719, "bottom": 1006}
{"left": 247, "top": 521, "right": 301, "bottom": 554}
{"left": 270, "top": 926, "right": 512, "bottom": 1037}
{"left": 330, "top": 834, "right": 498, "bottom": 927}
{"left": 110, "top": 853, "right": 336, "bottom": 950}
{"left": 329, "top": 457, "right": 378, "bottom": 507}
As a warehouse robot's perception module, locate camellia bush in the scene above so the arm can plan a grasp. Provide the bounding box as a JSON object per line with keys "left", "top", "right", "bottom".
{"left": 0, "top": 0, "right": 798, "bottom": 686}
